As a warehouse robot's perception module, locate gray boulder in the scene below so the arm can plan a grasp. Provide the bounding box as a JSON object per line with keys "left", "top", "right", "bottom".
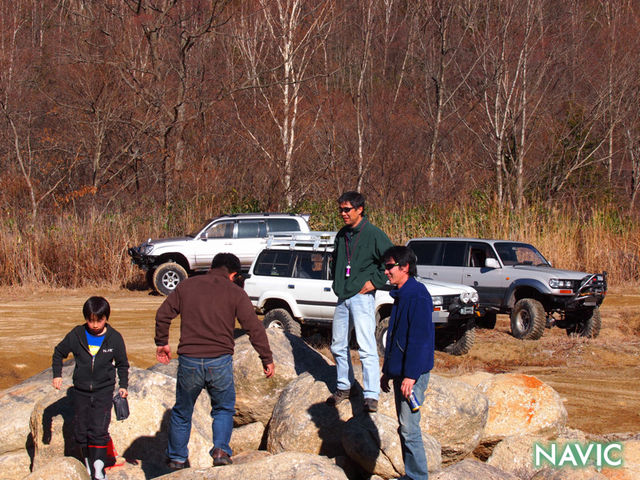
{"left": 530, "top": 468, "right": 608, "bottom": 479}
{"left": 154, "top": 451, "right": 348, "bottom": 479}
{"left": 24, "top": 456, "right": 89, "bottom": 480}
{"left": 432, "top": 458, "right": 519, "bottom": 479}
{"left": 229, "top": 422, "right": 264, "bottom": 454}
{"left": 376, "top": 374, "right": 488, "bottom": 463}
{"left": 341, "top": 412, "right": 441, "bottom": 478}
{"left": 0, "top": 362, "right": 73, "bottom": 456}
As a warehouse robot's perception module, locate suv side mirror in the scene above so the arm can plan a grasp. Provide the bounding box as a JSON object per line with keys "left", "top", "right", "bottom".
{"left": 200, "top": 233, "right": 207, "bottom": 241}
{"left": 485, "top": 258, "right": 500, "bottom": 269}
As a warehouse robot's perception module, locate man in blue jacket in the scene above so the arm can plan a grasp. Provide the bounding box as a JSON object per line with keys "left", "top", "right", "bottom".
{"left": 380, "top": 246, "right": 434, "bottom": 480}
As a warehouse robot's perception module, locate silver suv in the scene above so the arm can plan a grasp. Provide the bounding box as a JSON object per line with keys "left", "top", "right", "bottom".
{"left": 406, "top": 238, "right": 607, "bottom": 340}
{"left": 244, "top": 233, "right": 480, "bottom": 355}
{"left": 128, "top": 213, "right": 310, "bottom": 295}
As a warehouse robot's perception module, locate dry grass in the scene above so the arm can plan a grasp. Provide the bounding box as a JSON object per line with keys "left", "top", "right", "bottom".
{"left": 0, "top": 201, "right": 638, "bottom": 288}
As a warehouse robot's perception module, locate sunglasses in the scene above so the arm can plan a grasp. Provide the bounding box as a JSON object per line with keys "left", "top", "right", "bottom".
{"left": 384, "top": 262, "right": 400, "bottom": 270}
{"left": 338, "top": 207, "right": 354, "bottom": 213}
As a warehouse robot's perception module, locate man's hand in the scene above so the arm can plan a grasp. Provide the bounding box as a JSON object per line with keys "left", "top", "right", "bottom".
{"left": 401, "top": 377, "right": 416, "bottom": 399}
{"left": 119, "top": 388, "right": 128, "bottom": 398}
{"left": 156, "top": 345, "right": 171, "bottom": 364}
{"left": 52, "top": 377, "right": 62, "bottom": 390}
{"left": 359, "top": 280, "right": 375, "bottom": 294}
{"left": 263, "top": 362, "right": 275, "bottom": 378}
{"left": 380, "top": 374, "right": 390, "bottom": 393}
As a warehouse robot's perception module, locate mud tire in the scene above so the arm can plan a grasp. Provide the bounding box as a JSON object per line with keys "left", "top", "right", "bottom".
{"left": 566, "top": 306, "right": 601, "bottom": 338}
{"left": 153, "top": 262, "right": 188, "bottom": 296}
{"left": 375, "top": 316, "right": 390, "bottom": 357}
{"left": 476, "top": 311, "right": 497, "bottom": 329}
{"left": 510, "top": 298, "right": 546, "bottom": 340}
{"left": 263, "top": 308, "right": 301, "bottom": 337}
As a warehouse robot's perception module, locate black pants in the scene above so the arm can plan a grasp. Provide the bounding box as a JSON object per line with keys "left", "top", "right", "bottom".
{"left": 73, "top": 388, "right": 112, "bottom": 479}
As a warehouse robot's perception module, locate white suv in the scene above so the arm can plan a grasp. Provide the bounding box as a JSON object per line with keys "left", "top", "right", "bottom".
{"left": 128, "top": 213, "right": 310, "bottom": 295}
{"left": 244, "top": 233, "right": 480, "bottom": 355}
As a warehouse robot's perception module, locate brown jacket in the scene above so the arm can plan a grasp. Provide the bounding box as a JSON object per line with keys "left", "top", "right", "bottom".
{"left": 154, "top": 268, "right": 273, "bottom": 366}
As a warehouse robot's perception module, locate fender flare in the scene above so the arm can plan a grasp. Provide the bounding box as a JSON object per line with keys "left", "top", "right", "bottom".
{"left": 503, "top": 278, "right": 551, "bottom": 309}
{"left": 258, "top": 291, "right": 303, "bottom": 319}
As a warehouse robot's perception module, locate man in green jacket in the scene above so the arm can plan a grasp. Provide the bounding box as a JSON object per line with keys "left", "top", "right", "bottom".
{"left": 327, "top": 191, "right": 393, "bottom": 412}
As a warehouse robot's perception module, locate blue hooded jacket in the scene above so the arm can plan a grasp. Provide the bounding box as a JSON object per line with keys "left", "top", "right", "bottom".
{"left": 382, "top": 276, "right": 435, "bottom": 379}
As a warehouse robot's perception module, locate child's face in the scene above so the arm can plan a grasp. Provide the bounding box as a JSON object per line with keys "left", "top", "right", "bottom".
{"left": 86, "top": 314, "right": 107, "bottom": 335}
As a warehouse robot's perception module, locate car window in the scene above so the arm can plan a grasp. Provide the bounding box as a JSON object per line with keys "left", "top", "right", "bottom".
{"left": 206, "top": 221, "right": 233, "bottom": 239}
{"left": 408, "top": 241, "right": 443, "bottom": 265}
{"left": 237, "top": 220, "right": 267, "bottom": 238}
{"left": 293, "top": 252, "right": 324, "bottom": 280}
{"left": 253, "top": 250, "right": 294, "bottom": 276}
{"left": 467, "top": 242, "right": 496, "bottom": 268}
{"left": 494, "top": 242, "right": 549, "bottom": 266}
{"left": 442, "top": 242, "right": 466, "bottom": 266}
{"left": 267, "top": 218, "right": 301, "bottom": 233}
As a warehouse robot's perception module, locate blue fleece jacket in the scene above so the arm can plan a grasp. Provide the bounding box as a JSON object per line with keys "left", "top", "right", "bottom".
{"left": 382, "top": 276, "right": 435, "bottom": 379}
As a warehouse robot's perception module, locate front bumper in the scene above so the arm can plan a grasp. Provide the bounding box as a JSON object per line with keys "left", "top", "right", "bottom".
{"left": 551, "top": 272, "right": 607, "bottom": 311}
{"left": 127, "top": 246, "right": 156, "bottom": 270}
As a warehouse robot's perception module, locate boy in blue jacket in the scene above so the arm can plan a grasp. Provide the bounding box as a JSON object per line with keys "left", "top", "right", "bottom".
{"left": 380, "top": 246, "right": 434, "bottom": 480}
{"left": 52, "top": 296, "right": 129, "bottom": 480}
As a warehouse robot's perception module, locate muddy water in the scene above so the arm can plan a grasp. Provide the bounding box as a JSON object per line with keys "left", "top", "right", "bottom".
{"left": 1, "top": 287, "right": 639, "bottom": 435}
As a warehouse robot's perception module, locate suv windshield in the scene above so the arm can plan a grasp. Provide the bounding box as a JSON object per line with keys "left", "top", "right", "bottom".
{"left": 494, "top": 242, "right": 550, "bottom": 266}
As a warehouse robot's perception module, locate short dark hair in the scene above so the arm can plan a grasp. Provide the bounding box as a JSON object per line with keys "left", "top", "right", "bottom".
{"left": 211, "top": 253, "right": 242, "bottom": 274}
{"left": 83, "top": 296, "right": 111, "bottom": 321}
{"left": 338, "top": 191, "right": 365, "bottom": 213}
{"left": 382, "top": 246, "right": 418, "bottom": 277}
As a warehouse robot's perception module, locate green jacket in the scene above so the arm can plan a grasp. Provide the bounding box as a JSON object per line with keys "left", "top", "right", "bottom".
{"left": 332, "top": 216, "right": 393, "bottom": 300}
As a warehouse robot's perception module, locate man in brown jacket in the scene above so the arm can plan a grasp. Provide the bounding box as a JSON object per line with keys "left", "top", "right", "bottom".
{"left": 155, "top": 253, "right": 275, "bottom": 470}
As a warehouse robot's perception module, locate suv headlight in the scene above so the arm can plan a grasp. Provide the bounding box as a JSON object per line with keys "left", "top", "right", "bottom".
{"left": 142, "top": 244, "right": 155, "bottom": 255}
{"left": 432, "top": 296, "right": 443, "bottom": 306}
{"left": 460, "top": 292, "right": 471, "bottom": 304}
{"left": 549, "top": 278, "right": 573, "bottom": 289}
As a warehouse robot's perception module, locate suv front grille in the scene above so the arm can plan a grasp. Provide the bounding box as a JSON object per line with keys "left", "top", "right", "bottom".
{"left": 442, "top": 295, "right": 459, "bottom": 311}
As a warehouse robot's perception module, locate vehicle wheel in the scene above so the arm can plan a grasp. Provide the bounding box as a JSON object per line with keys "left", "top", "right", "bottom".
{"left": 375, "top": 316, "right": 390, "bottom": 357}
{"left": 441, "top": 325, "right": 476, "bottom": 356}
{"left": 476, "top": 311, "right": 497, "bottom": 329}
{"left": 263, "top": 308, "right": 301, "bottom": 337}
{"left": 152, "top": 262, "right": 188, "bottom": 296}
{"left": 566, "top": 307, "right": 601, "bottom": 338}
{"left": 510, "top": 298, "right": 546, "bottom": 340}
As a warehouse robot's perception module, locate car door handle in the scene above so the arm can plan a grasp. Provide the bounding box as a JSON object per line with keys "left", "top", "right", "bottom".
{"left": 466, "top": 273, "right": 472, "bottom": 277}
{"left": 288, "top": 284, "right": 295, "bottom": 289}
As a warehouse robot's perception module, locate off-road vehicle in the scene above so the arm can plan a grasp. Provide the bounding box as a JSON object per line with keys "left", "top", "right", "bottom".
{"left": 243, "top": 233, "right": 480, "bottom": 355}
{"left": 128, "top": 213, "right": 310, "bottom": 295}
{"left": 406, "top": 238, "right": 607, "bottom": 340}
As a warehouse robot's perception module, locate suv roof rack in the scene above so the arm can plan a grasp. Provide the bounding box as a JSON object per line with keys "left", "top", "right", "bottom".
{"left": 266, "top": 231, "right": 336, "bottom": 250}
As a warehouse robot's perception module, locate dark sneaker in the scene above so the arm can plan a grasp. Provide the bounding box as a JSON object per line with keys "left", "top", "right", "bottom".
{"left": 212, "top": 448, "right": 233, "bottom": 466}
{"left": 363, "top": 398, "right": 378, "bottom": 412}
{"left": 167, "top": 458, "right": 189, "bottom": 470}
{"left": 326, "top": 388, "right": 352, "bottom": 406}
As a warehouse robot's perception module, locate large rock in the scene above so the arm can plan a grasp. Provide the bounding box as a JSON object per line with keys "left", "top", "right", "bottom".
{"left": 432, "top": 458, "right": 519, "bottom": 479}
{"left": 154, "top": 452, "right": 349, "bottom": 479}
{"left": 229, "top": 422, "right": 264, "bottom": 454}
{"left": 266, "top": 371, "right": 352, "bottom": 457}
{"left": 0, "top": 362, "right": 73, "bottom": 456}
{"left": 27, "top": 366, "right": 215, "bottom": 476}
{"left": 599, "top": 439, "right": 640, "bottom": 480}
{"left": 477, "top": 374, "right": 567, "bottom": 454}
{"left": 487, "top": 434, "right": 550, "bottom": 479}
{"left": 530, "top": 468, "right": 608, "bottom": 479}
{"left": 24, "top": 456, "right": 89, "bottom": 480}
{"left": 341, "top": 412, "right": 441, "bottom": 478}
{"left": 150, "top": 329, "right": 334, "bottom": 427}
{"left": 376, "top": 374, "right": 489, "bottom": 463}
{"left": 0, "top": 450, "right": 32, "bottom": 480}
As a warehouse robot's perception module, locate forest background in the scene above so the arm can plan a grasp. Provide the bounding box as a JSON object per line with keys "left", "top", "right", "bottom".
{"left": 1, "top": 0, "right": 639, "bottom": 289}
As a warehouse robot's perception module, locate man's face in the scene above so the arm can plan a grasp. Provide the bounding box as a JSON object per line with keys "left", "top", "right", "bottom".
{"left": 339, "top": 201, "right": 363, "bottom": 228}
{"left": 385, "top": 257, "right": 410, "bottom": 287}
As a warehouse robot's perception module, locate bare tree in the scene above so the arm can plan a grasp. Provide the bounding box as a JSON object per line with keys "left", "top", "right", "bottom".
{"left": 227, "top": 0, "right": 333, "bottom": 208}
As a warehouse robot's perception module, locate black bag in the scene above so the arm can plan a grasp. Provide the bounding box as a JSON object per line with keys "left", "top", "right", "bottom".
{"left": 113, "top": 392, "right": 129, "bottom": 421}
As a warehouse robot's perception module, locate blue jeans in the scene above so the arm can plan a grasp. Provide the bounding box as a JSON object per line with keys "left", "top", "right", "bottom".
{"left": 394, "top": 372, "right": 430, "bottom": 480}
{"left": 331, "top": 292, "right": 379, "bottom": 399}
{"left": 167, "top": 354, "right": 236, "bottom": 462}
